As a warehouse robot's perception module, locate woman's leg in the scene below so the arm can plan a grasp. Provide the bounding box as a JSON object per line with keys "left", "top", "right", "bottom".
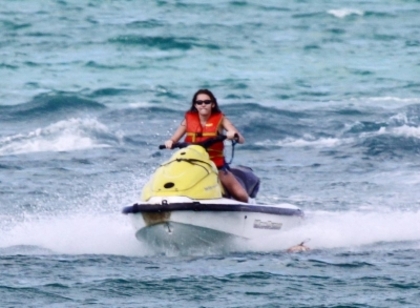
{"left": 218, "top": 170, "right": 249, "bottom": 203}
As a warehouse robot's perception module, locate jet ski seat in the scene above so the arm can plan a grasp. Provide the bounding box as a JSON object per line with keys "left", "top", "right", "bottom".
{"left": 229, "top": 165, "right": 260, "bottom": 199}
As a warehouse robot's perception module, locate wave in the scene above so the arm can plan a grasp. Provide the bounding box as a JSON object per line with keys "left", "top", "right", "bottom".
{"left": 233, "top": 102, "right": 420, "bottom": 159}
{"left": 89, "top": 87, "right": 138, "bottom": 97}
{"left": 0, "top": 163, "right": 22, "bottom": 170}
{"left": 0, "top": 93, "right": 105, "bottom": 121}
{"left": 253, "top": 125, "right": 420, "bottom": 159}
{"left": 1, "top": 20, "right": 31, "bottom": 31}
{"left": 292, "top": 12, "right": 326, "bottom": 19}
{"left": 364, "top": 11, "right": 397, "bottom": 18}
{"left": 126, "top": 19, "right": 163, "bottom": 29}
{"left": 109, "top": 34, "right": 222, "bottom": 51}
{"left": 0, "top": 63, "right": 18, "bottom": 69}
{"left": 84, "top": 85, "right": 183, "bottom": 102}
{"left": 223, "top": 103, "right": 307, "bottom": 118}
{"left": 360, "top": 126, "right": 420, "bottom": 158}
{"left": 109, "top": 35, "right": 196, "bottom": 50}
{"left": 5, "top": 99, "right": 418, "bottom": 158}
{"left": 0, "top": 118, "right": 120, "bottom": 156}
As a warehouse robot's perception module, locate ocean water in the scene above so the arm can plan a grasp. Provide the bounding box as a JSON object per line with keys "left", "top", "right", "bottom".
{"left": 1, "top": 0, "right": 420, "bottom": 307}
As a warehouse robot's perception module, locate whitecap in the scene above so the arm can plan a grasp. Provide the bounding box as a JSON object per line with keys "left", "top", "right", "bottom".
{"left": 256, "top": 136, "right": 353, "bottom": 148}
{"left": 386, "top": 125, "right": 420, "bottom": 139}
{"left": 327, "top": 8, "right": 364, "bottom": 18}
{"left": 0, "top": 118, "right": 117, "bottom": 156}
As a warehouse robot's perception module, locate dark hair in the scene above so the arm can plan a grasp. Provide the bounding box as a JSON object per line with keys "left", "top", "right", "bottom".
{"left": 189, "top": 89, "right": 222, "bottom": 114}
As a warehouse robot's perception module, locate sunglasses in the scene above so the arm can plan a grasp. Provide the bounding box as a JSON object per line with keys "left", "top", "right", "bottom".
{"left": 195, "top": 100, "right": 212, "bottom": 105}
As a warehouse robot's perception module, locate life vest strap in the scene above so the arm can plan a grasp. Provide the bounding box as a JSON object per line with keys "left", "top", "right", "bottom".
{"left": 186, "top": 132, "right": 218, "bottom": 142}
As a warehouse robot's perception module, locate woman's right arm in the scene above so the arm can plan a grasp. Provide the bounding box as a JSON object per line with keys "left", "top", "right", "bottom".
{"left": 164, "top": 119, "right": 187, "bottom": 148}
{"left": 222, "top": 117, "right": 245, "bottom": 143}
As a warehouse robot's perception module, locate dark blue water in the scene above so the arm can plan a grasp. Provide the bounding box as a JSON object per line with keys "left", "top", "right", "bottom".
{"left": 1, "top": 1, "right": 420, "bottom": 307}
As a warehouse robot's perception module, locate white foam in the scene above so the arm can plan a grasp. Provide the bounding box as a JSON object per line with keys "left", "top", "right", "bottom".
{"left": 327, "top": 8, "right": 364, "bottom": 18}
{"left": 0, "top": 118, "right": 116, "bottom": 156}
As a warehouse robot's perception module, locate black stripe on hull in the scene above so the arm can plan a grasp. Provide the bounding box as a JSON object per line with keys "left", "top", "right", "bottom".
{"left": 122, "top": 202, "right": 304, "bottom": 217}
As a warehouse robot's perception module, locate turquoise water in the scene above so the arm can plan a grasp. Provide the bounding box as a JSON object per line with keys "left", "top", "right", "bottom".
{"left": 1, "top": 1, "right": 420, "bottom": 307}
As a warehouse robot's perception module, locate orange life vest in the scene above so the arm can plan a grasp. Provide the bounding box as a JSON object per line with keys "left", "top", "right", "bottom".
{"left": 184, "top": 111, "right": 225, "bottom": 168}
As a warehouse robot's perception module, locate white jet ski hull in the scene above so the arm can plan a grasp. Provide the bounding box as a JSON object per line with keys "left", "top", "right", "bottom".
{"left": 123, "top": 196, "right": 304, "bottom": 250}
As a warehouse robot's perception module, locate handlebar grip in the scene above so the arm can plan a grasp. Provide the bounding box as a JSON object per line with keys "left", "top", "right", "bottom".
{"left": 159, "top": 136, "right": 229, "bottom": 151}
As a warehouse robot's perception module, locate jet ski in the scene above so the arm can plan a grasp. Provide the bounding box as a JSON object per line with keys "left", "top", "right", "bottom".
{"left": 122, "top": 135, "right": 304, "bottom": 251}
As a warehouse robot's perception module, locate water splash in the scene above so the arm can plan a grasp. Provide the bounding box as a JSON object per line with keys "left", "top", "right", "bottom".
{"left": 0, "top": 212, "right": 149, "bottom": 256}
{"left": 247, "top": 209, "right": 420, "bottom": 252}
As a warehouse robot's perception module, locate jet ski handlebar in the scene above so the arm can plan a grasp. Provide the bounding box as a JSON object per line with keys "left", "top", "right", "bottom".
{"left": 159, "top": 134, "right": 238, "bottom": 150}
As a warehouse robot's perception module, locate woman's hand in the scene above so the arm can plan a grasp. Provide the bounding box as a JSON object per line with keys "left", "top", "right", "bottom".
{"left": 223, "top": 117, "right": 244, "bottom": 143}
{"left": 164, "top": 140, "right": 174, "bottom": 149}
{"left": 226, "top": 130, "right": 237, "bottom": 140}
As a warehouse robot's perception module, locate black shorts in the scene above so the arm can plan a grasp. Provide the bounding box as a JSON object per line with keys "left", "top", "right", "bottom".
{"left": 217, "top": 161, "right": 231, "bottom": 173}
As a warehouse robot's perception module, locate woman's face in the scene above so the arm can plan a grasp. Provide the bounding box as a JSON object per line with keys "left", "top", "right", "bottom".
{"left": 194, "top": 93, "right": 214, "bottom": 116}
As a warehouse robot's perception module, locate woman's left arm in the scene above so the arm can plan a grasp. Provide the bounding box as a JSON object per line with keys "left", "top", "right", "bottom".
{"left": 222, "top": 117, "right": 245, "bottom": 144}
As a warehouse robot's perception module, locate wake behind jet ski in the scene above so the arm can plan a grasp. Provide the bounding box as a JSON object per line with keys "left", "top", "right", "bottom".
{"left": 122, "top": 135, "right": 304, "bottom": 251}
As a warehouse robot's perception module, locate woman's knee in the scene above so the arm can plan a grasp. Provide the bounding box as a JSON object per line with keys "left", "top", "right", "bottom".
{"left": 218, "top": 170, "right": 249, "bottom": 202}
{"left": 235, "top": 187, "right": 249, "bottom": 203}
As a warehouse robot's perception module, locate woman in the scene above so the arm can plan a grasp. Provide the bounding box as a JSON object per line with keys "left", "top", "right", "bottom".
{"left": 164, "top": 89, "right": 249, "bottom": 203}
